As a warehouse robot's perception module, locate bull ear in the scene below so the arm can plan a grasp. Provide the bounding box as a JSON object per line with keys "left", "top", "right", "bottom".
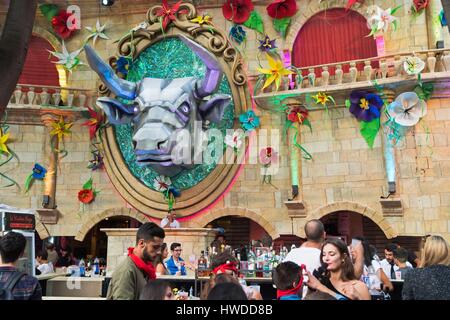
{"left": 198, "top": 94, "right": 231, "bottom": 124}
{"left": 96, "top": 97, "right": 136, "bottom": 125}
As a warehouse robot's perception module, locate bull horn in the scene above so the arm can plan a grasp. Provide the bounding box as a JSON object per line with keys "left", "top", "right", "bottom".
{"left": 84, "top": 45, "right": 137, "bottom": 100}
{"left": 178, "top": 34, "right": 223, "bottom": 98}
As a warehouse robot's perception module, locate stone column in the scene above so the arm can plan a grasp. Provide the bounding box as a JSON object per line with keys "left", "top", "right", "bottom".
{"left": 426, "top": 0, "right": 444, "bottom": 48}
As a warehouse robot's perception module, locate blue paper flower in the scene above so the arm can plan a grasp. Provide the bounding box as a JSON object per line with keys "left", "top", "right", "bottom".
{"left": 229, "top": 25, "right": 247, "bottom": 44}
{"left": 258, "top": 35, "right": 277, "bottom": 52}
{"left": 32, "top": 163, "right": 47, "bottom": 180}
{"left": 239, "top": 110, "right": 260, "bottom": 131}
{"left": 349, "top": 91, "right": 383, "bottom": 122}
{"left": 116, "top": 56, "right": 131, "bottom": 75}
{"left": 440, "top": 9, "right": 447, "bottom": 27}
{"left": 168, "top": 186, "right": 181, "bottom": 198}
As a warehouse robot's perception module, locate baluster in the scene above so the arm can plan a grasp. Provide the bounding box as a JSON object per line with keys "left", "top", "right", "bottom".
{"left": 67, "top": 90, "right": 74, "bottom": 107}
{"left": 441, "top": 51, "right": 450, "bottom": 71}
{"left": 380, "top": 60, "right": 388, "bottom": 79}
{"left": 393, "top": 55, "right": 403, "bottom": 76}
{"left": 349, "top": 62, "right": 357, "bottom": 83}
{"left": 308, "top": 68, "right": 316, "bottom": 87}
{"left": 52, "top": 89, "right": 61, "bottom": 106}
{"left": 40, "top": 87, "right": 50, "bottom": 106}
{"left": 14, "top": 86, "right": 23, "bottom": 104}
{"left": 27, "top": 87, "right": 35, "bottom": 105}
{"left": 78, "top": 92, "right": 87, "bottom": 108}
{"left": 335, "top": 64, "right": 343, "bottom": 84}
{"left": 427, "top": 52, "right": 436, "bottom": 73}
{"left": 321, "top": 66, "right": 330, "bottom": 87}
{"left": 364, "top": 60, "right": 373, "bottom": 81}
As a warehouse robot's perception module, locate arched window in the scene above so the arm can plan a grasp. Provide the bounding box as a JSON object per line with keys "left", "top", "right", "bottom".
{"left": 18, "top": 35, "right": 60, "bottom": 88}
{"left": 292, "top": 8, "right": 378, "bottom": 75}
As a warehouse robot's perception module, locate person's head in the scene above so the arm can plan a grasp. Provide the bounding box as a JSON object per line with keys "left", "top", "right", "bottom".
{"left": 46, "top": 243, "right": 55, "bottom": 251}
{"left": 384, "top": 243, "right": 397, "bottom": 264}
{"left": 304, "top": 219, "right": 325, "bottom": 243}
{"left": 36, "top": 250, "right": 48, "bottom": 264}
{"left": 215, "top": 234, "right": 226, "bottom": 244}
{"left": 170, "top": 242, "right": 182, "bottom": 259}
{"left": 320, "top": 238, "right": 356, "bottom": 281}
{"left": 393, "top": 247, "right": 408, "bottom": 266}
{"left": 135, "top": 222, "right": 165, "bottom": 263}
{"left": 139, "top": 280, "right": 174, "bottom": 300}
{"left": 353, "top": 236, "right": 372, "bottom": 267}
{"left": 161, "top": 243, "right": 168, "bottom": 259}
{"left": 60, "top": 247, "right": 71, "bottom": 257}
{"left": 210, "top": 251, "right": 239, "bottom": 277}
{"left": 303, "top": 291, "right": 337, "bottom": 300}
{"left": 0, "top": 232, "right": 26, "bottom": 264}
{"left": 273, "top": 262, "right": 302, "bottom": 291}
{"left": 167, "top": 210, "right": 177, "bottom": 222}
{"left": 419, "top": 235, "right": 450, "bottom": 268}
{"left": 207, "top": 282, "right": 248, "bottom": 300}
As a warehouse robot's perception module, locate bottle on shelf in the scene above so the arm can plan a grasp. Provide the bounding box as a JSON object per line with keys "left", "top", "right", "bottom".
{"left": 197, "top": 251, "right": 207, "bottom": 277}
{"left": 79, "top": 258, "right": 85, "bottom": 277}
{"left": 92, "top": 257, "right": 100, "bottom": 277}
{"left": 247, "top": 249, "right": 256, "bottom": 278}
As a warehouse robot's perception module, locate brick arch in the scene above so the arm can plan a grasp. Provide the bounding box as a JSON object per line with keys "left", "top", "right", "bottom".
{"left": 35, "top": 220, "right": 50, "bottom": 240}
{"left": 306, "top": 201, "right": 398, "bottom": 239}
{"left": 191, "top": 208, "right": 280, "bottom": 240}
{"left": 285, "top": 0, "right": 370, "bottom": 50}
{"left": 74, "top": 208, "right": 150, "bottom": 241}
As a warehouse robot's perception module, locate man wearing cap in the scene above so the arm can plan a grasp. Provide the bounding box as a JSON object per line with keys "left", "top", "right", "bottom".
{"left": 160, "top": 210, "right": 180, "bottom": 229}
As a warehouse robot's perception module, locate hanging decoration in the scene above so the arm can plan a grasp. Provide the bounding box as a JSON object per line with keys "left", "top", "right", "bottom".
{"left": 229, "top": 25, "right": 247, "bottom": 44}
{"left": 191, "top": 14, "right": 213, "bottom": 25}
{"left": 78, "top": 177, "right": 100, "bottom": 204}
{"left": 280, "top": 104, "right": 313, "bottom": 160}
{"left": 24, "top": 164, "right": 47, "bottom": 193}
{"left": 258, "top": 35, "right": 277, "bottom": 53}
{"left": 224, "top": 131, "right": 244, "bottom": 154}
{"left": 153, "top": 175, "right": 181, "bottom": 211}
{"left": 257, "top": 53, "right": 293, "bottom": 91}
{"left": 366, "top": 5, "right": 400, "bottom": 36}
{"left": 311, "top": 92, "right": 336, "bottom": 112}
{"left": 49, "top": 116, "right": 73, "bottom": 157}
{"left": 266, "top": 0, "right": 297, "bottom": 38}
{"left": 116, "top": 56, "right": 132, "bottom": 75}
{"left": 222, "top": 0, "right": 254, "bottom": 24}
{"left": 0, "top": 124, "right": 19, "bottom": 188}
{"left": 39, "top": 4, "right": 79, "bottom": 40}
{"left": 82, "top": 106, "right": 105, "bottom": 140}
{"left": 84, "top": 19, "right": 109, "bottom": 46}
{"left": 239, "top": 110, "right": 260, "bottom": 131}
{"left": 404, "top": 56, "right": 425, "bottom": 76}
{"left": 87, "top": 149, "right": 104, "bottom": 171}
{"left": 243, "top": 10, "right": 264, "bottom": 34}
{"left": 156, "top": 0, "right": 183, "bottom": 31}
{"left": 411, "top": 0, "right": 429, "bottom": 17}
{"left": 440, "top": 9, "right": 448, "bottom": 27}
{"left": 259, "top": 146, "right": 279, "bottom": 185}
{"left": 48, "top": 41, "right": 84, "bottom": 72}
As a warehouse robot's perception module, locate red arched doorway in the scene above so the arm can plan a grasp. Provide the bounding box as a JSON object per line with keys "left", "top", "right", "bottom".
{"left": 292, "top": 8, "right": 378, "bottom": 75}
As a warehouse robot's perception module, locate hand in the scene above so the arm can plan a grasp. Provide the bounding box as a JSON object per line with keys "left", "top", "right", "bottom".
{"left": 304, "top": 271, "right": 321, "bottom": 290}
{"left": 341, "top": 281, "right": 360, "bottom": 300}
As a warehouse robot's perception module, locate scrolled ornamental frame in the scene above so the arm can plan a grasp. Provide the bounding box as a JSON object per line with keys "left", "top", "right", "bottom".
{"left": 97, "top": 2, "right": 251, "bottom": 219}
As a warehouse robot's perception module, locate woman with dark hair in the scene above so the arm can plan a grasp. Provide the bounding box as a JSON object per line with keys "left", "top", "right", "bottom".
{"left": 305, "top": 238, "right": 370, "bottom": 300}
{"left": 139, "top": 280, "right": 174, "bottom": 300}
{"left": 153, "top": 243, "right": 169, "bottom": 275}
{"left": 207, "top": 282, "right": 248, "bottom": 300}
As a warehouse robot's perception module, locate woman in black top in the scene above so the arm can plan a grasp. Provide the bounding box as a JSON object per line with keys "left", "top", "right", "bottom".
{"left": 402, "top": 235, "right": 450, "bottom": 300}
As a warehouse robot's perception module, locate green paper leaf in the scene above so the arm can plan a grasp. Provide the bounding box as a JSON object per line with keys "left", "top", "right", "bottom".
{"left": 82, "top": 177, "right": 93, "bottom": 190}
{"left": 391, "top": 5, "right": 403, "bottom": 15}
{"left": 39, "top": 4, "right": 59, "bottom": 22}
{"left": 415, "top": 82, "right": 434, "bottom": 101}
{"left": 302, "top": 118, "right": 313, "bottom": 133}
{"left": 392, "top": 20, "right": 398, "bottom": 31}
{"left": 328, "top": 95, "right": 336, "bottom": 105}
{"left": 360, "top": 118, "right": 380, "bottom": 149}
{"left": 24, "top": 174, "right": 34, "bottom": 194}
{"left": 273, "top": 18, "right": 291, "bottom": 38}
{"left": 243, "top": 11, "right": 264, "bottom": 34}
{"left": 345, "top": 99, "right": 351, "bottom": 108}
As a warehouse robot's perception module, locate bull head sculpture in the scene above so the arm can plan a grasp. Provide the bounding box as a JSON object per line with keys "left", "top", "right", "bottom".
{"left": 85, "top": 35, "right": 231, "bottom": 177}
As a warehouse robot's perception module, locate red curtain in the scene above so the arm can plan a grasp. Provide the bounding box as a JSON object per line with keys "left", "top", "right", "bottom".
{"left": 17, "top": 36, "right": 60, "bottom": 88}
{"left": 292, "top": 9, "right": 378, "bottom": 76}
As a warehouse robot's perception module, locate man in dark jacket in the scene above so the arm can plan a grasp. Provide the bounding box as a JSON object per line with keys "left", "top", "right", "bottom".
{"left": 107, "top": 222, "right": 165, "bottom": 300}
{"left": 0, "top": 232, "right": 42, "bottom": 300}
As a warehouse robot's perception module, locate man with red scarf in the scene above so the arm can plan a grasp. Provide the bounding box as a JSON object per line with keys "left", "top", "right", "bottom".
{"left": 106, "top": 222, "right": 165, "bottom": 300}
{"left": 273, "top": 261, "right": 306, "bottom": 300}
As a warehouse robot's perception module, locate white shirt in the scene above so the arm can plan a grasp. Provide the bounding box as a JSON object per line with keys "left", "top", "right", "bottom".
{"left": 361, "top": 259, "right": 382, "bottom": 293}
{"left": 282, "top": 247, "right": 321, "bottom": 273}
{"left": 160, "top": 218, "right": 180, "bottom": 228}
{"left": 380, "top": 259, "right": 413, "bottom": 279}
{"left": 37, "top": 262, "right": 54, "bottom": 275}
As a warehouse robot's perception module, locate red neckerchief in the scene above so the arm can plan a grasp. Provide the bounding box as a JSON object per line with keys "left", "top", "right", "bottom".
{"left": 127, "top": 247, "right": 156, "bottom": 279}
{"left": 276, "top": 264, "right": 306, "bottom": 299}
{"left": 212, "top": 261, "right": 238, "bottom": 275}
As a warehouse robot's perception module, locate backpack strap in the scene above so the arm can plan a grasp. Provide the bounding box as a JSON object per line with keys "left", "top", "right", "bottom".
{"left": 3, "top": 271, "right": 26, "bottom": 291}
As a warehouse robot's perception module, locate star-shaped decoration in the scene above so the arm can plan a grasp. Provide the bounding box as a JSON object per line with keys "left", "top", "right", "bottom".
{"left": 85, "top": 19, "right": 109, "bottom": 46}
{"left": 50, "top": 116, "right": 73, "bottom": 143}
{"left": 48, "top": 41, "right": 83, "bottom": 72}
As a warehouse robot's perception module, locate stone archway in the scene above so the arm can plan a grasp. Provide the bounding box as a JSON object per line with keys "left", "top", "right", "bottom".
{"left": 285, "top": 0, "right": 370, "bottom": 50}
{"left": 191, "top": 208, "right": 280, "bottom": 240}
{"left": 74, "top": 207, "right": 150, "bottom": 241}
{"left": 303, "top": 201, "right": 398, "bottom": 239}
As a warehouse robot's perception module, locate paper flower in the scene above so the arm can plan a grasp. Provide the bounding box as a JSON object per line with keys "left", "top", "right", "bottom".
{"left": 222, "top": 0, "right": 254, "bottom": 24}
{"left": 412, "top": 0, "right": 429, "bottom": 14}
{"left": 48, "top": 41, "right": 83, "bottom": 72}
{"left": 440, "top": 9, "right": 447, "bottom": 26}
{"left": 366, "top": 5, "right": 399, "bottom": 35}
{"left": 0, "top": 129, "right": 10, "bottom": 155}
{"left": 266, "top": 0, "right": 297, "bottom": 19}
{"left": 24, "top": 164, "right": 47, "bottom": 193}
{"left": 78, "top": 178, "right": 99, "bottom": 204}
{"left": 87, "top": 150, "right": 104, "bottom": 171}
{"left": 191, "top": 15, "right": 212, "bottom": 25}
{"left": 257, "top": 54, "right": 293, "bottom": 91}
{"left": 156, "top": 0, "right": 182, "bottom": 30}
{"left": 258, "top": 35, "right": 277, "bottom": 52}
{"left": 287, "top": 106, "right": 308, "bottom": 124}
{"left": 349, "top": 91, "right": 383, "bottom": 122}
{"left": 153, "top": 175, "right": 172, "bottom": 192}
{"left": 52, "top": 10, "right": 77, "bottom": 39}
{"left": 346, "top": 0, "right": 364, "bottom": 11}
{"left": 82, "top": 106, "right": 104, "bottom": 140}
{"left": 85, "top": 19, "right": 109, "bottom": 46}
{"left": 224, "top": 131, "right": 244, "bottom": 151}
{"left": 50, "top": 116, "right": 73, "bottom": 143}
{"left": 387, "top": 92, "right": 427, "bottom": 127}
{"left": 259, "top": 147, "right": 278, "bottom": 166}
{"left": 229, "top": 25, "right": 247, "bottom": 44}
{"left": 312, "top": 92, "right": 335, "bottom": 107}
{"left": 116, "top": 57, "right": 131, "bottom": 75}
{"left": 404, "top": 56, "right": 425, "bottom": 75}
{"left": 239, "top": 110, "right": 260, "bottom": 131}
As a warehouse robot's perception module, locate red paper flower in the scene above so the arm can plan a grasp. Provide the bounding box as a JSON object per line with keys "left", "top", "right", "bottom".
{"left": 156, "top": 0, "right": 182, "bottom": 30}
{"left": 82, "top": 107, "right": 104, "bottom": 140}
{"left": 51, "top": 10, "right": 76, "bottom": 39}
{"left": 222, "top": 0, "right": 254, "bottom": 24}
{"left": 78, "top": 189, "right": 94, "bottom": 204}
{"left": 413, "top": 0, "right": 429, "bottom": 12}
{"left": 266, "top": 0, "right": 297, "bottom": 19}
{"left": 287, "top": 106, "right": 308, "bottom": 124}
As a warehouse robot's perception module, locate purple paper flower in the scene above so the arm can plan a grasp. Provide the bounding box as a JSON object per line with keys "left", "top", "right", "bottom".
{"left": 349, "top": 91, "right": 383, "bottom": 122}
{"left": 258, "top": 35, "right": 277, "bottom": 52}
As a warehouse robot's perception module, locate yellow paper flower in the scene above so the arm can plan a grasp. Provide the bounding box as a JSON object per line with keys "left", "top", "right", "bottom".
{"left": 0, "top": 129, "right": 10, "bottom": 155}
{"left": 312, "top": 92, "right": 332, "bottom": 106}
{"left": 257, "top": 54, "right": 293, "bottom": 91}
{"left": 50, "top": 116, "right": 73, "bottom": 143}
{"left": 191, "top": 15, "right": 212, "bottom": 25}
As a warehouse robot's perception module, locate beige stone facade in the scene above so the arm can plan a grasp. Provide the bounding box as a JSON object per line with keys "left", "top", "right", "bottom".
{"left": 0, "top": 0, "right": 449, "bottom": 244}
